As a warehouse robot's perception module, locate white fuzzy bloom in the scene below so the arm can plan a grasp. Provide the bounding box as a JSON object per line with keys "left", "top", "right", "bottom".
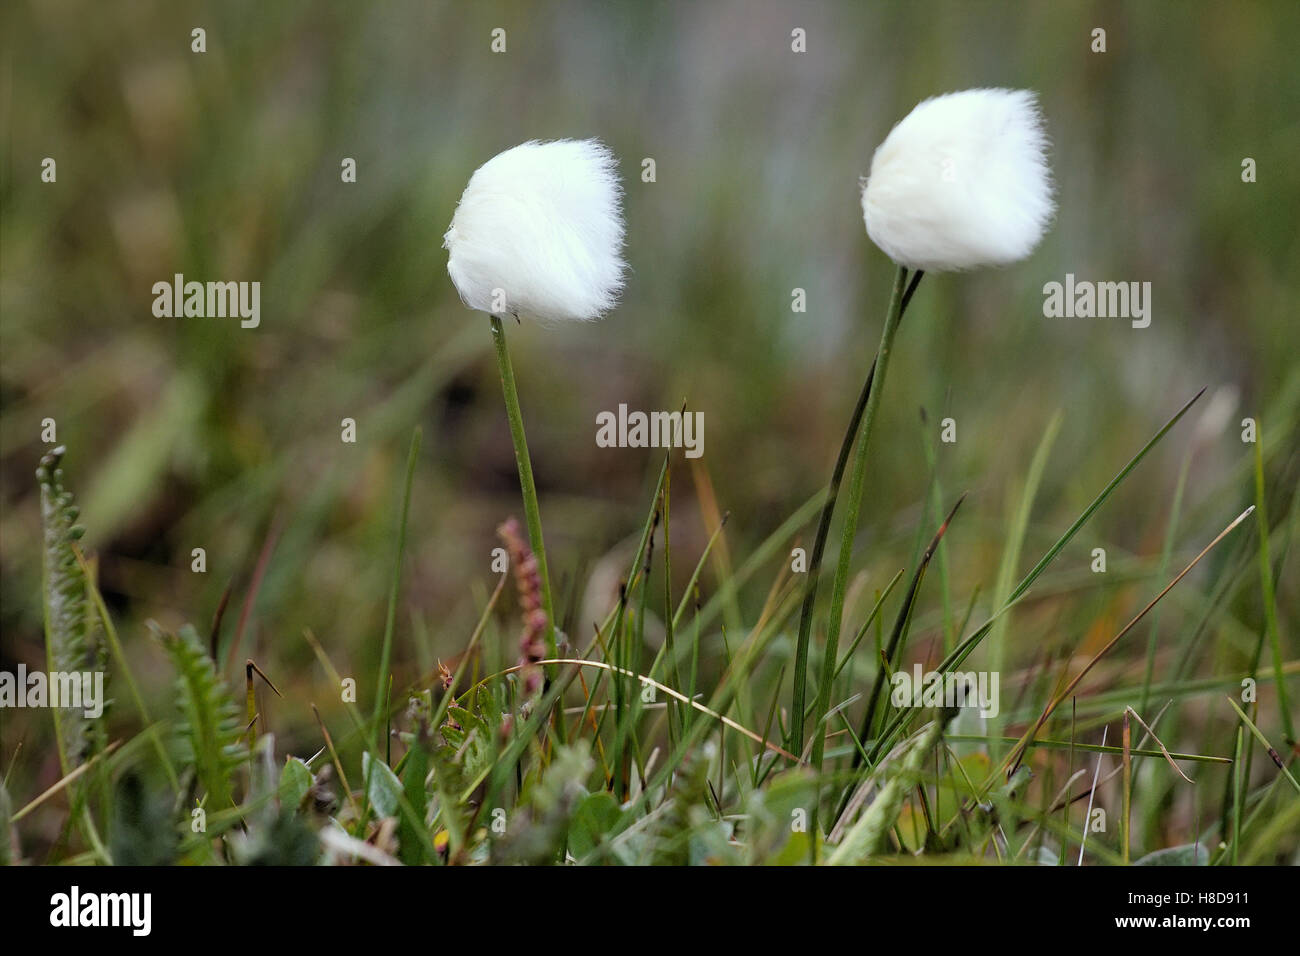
{"left": 861, "top": 89, "right": 1054, "bottom": 272}
{"left": 444, "top": 139, "right": 626, "bottom": 322}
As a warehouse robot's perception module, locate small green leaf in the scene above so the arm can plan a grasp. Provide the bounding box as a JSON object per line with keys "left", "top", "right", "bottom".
{"left": 447, "top": 707, "right": 488, "bottom": 738}
{"left": 399, "top": 740, "right": 431, "bottom": 865}
{"left": 1133, "top": 843, "right": 1210, "bottom": 866}
{"left": 363, "top": 752, "right": 402, "bottom": 819}
{"left": 280, "top": 757, "right": 313, "bottom": 813}
{"left": 768, "top": 829, "right": 822, "bottom": 866}
{"left": 568, "top": 791, "right": 621, "bottom": 860}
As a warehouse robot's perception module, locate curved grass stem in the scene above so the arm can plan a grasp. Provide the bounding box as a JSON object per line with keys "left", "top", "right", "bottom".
{"left": 790, "top": 266, "right": 920, "bottom": 754}
{"left": 489, "top": 315, "right": 565, "bottom": 741}
{"left": 802, "top": 265, "right": 910, "bottom": 776}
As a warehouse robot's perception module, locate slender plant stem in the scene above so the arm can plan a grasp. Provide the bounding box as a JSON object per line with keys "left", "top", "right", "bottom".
{"left": 788, "top": 364, "right": 878, "bottom": 755}
{"left": 1252, "top": 425, "right": 1294, "bottom": 745}
{"left": 1121, "top": 711, "right": 1132, "bottom": 864}
{"left": 373, "top": 427, "right": 421, "bottom": 736}
{"left": 1139, "top": 442, "right": 1192, "bottom": 713}
{"left": 852, "top": 492, "right": 964, "bottom": 766}
{"left": 489, "top": 316, "right": 565, "bottom": 742}
{"left": 809, "top": 264, "right": 910, "bottom": 780}
{"left": 1231, "top": 726, "right": 1243, "bottom": 865}
{"left": 789, "top": 266, "right": 920, "bottom": 754}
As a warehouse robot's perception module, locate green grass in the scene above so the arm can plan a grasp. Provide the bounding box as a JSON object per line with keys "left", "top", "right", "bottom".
{"left": 6, "top": 382, "right": 1296, "bottom": 865}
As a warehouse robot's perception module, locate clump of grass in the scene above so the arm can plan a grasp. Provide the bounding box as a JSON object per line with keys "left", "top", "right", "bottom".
{"left": 9, "top": 394, "right": 1297, "bottom": 867}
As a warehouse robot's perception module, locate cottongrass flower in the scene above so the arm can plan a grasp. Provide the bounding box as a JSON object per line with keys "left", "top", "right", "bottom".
{"left": 861, "top": 88, "right": 1054, "bottom": 272}
{"left": 792, "top": 90, "right": 1056, "bottom": 811}
{"left": 444, "top": 138, "right": 626, "bottom": 323}
{"left": 444, "top": 140, "right": 627, "bottom": 737}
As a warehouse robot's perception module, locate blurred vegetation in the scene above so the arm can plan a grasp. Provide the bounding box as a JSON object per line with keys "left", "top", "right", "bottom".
{"left": 1, "top": 0, "right": 1297, "bottom": 863}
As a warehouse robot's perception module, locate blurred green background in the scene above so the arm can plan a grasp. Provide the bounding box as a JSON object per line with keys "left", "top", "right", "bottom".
{"left": 3, "top": 0, "right": 1297, "bottom": 851}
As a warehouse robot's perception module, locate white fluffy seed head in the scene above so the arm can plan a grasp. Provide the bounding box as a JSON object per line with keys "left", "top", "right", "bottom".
{"left": 443, "top": 138, "right": 626, "bottom": 323}
{"left": 861, "top": 89, "right": 1055, "bottom": 272}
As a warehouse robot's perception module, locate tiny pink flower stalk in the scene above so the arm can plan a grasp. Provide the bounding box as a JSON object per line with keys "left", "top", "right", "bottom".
{"left": 498, "top": 517, "right": 547, "bottom": 698}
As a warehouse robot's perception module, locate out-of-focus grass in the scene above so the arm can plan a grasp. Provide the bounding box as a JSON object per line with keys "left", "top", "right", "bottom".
{"left": 1, "top": 1, "right": 1297, "bottom": 862}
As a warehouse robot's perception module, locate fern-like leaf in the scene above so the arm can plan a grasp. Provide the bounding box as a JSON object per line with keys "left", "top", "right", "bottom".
{"left": 156, "top": 623, "right": 246, "bottom": 809}
{"left": 36, "top": 446, "right": 106, "bottom": 770}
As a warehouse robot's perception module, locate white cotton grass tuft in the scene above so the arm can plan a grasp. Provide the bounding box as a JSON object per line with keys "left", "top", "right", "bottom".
{"left": 861, "top": 88, "right": 1055, "bottom": 272}
{"left": 443, "top": 138, "right": 626, "bottom": 323}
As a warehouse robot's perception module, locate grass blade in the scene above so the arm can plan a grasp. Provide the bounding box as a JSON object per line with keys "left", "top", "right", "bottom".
{"left": 1005, "top": 505, "right": 1254, "bottom": 777}
{"left": 790, "top": 266, "right": 920, "bottom": 753}
{"left": 810, "top": 265, "right": 910, "bottom": 767}
{"left": 1252, "top": 424, "right": 1295, "bottom": 744}
{"left": 865, "top": 388, "right": 1208, "bottom": 780}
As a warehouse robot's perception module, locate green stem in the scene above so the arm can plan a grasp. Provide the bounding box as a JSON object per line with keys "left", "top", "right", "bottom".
{"left": 808, "top": 264, "right": 909, "bottom": 780}
{"left": 1252, "top": 426, "right": 1294, "bottom": 744}
{"left": 372, "top": 428, "right": 421, "bottom": 737}
{"left": 489, "top": 316, "right": 565, "bottom": 741}
{"left": 1139, "top": 442, "right": 1192, "bottom": 713}
{"left": 790, "top": 266, "right": 920, "bottom": 755}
